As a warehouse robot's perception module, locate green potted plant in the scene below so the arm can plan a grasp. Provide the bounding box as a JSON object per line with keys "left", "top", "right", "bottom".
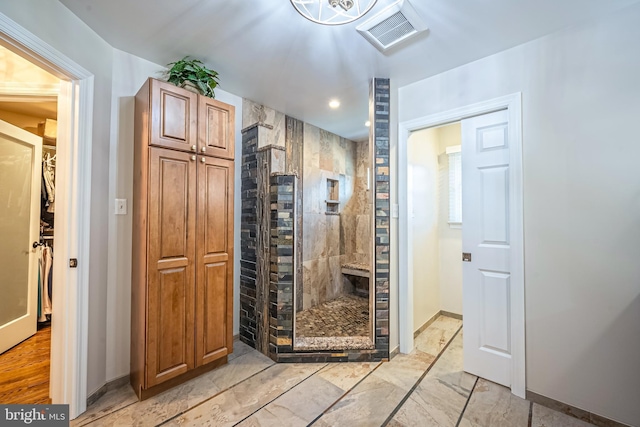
{"left": 165, "top": 56, "right": 220, "bottom": 98}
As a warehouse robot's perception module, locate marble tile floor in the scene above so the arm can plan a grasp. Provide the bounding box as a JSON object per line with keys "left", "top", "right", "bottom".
{"left": 295, "top": 294, "right": 369, "bottom": 338}
{"left": 73, "top": 316, "right": 597, "bottom": 427}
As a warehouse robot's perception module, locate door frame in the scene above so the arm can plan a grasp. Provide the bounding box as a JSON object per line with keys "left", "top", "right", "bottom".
{"left": 397, "top": 93, "right": 525, "bottom": 397}
{"left": 0, "top": 13, "right": 94, "bottom": 417}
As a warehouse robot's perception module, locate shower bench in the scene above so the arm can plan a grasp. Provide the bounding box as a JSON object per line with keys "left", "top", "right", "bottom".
{"left": 341, "top": 262, "right": 370, "bottom": 278}
{"left": 341, "top": 262, "right": 370, "bottom": 299}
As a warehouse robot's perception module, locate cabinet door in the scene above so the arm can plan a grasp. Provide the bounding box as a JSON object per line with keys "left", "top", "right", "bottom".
{"left": 195, "top": 156, "right": 234, "bottom": 367}
{"left": 147, "top": 147, "right": 197, "bottom": 387}
{"left": 150, "top": 79, "right": 198, "bottom": 153}
{"left": 198, "top": 96, "right": 234, "bottom": 159}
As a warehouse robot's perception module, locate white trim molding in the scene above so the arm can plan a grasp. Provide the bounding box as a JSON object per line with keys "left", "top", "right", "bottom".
{"left": 397, "top": 93, "right": 526, "bottom": 398}
{"left": 0, "top": 12, "right": 94, "bottom": 418}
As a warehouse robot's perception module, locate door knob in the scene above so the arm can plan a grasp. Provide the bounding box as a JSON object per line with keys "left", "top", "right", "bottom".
{"left": 200, "top": 157, "right": 206, "bottom": 163}
{"left": 190, "top": 155, "right": 196, "bottom": 161}
{"left": 191, "top": 145, "right": 196, "bottom": 151}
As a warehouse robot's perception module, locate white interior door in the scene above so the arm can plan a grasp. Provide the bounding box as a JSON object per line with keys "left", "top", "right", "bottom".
{"left": 0, "top": 119, "right": 43, "bottom": 354}
{"left": 461, "top": 109, "right": 512, "bottom": 387}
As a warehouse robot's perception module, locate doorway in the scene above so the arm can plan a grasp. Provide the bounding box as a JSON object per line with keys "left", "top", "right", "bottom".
{"left": 408, "top": 122, "right": 463, "bottom": 336}
{"left": 0, "top": 16, "right": 94, "bottom": 418}
{"left": 0, "top": 46, "right": 60, "bottom": 402}
{"left": 398, "top": 93, "right": 525, "bottom": 398}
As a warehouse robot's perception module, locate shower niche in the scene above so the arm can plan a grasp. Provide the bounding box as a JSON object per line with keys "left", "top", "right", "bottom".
{"left": 240, "top": 79, "right": 390, "bottom": 362}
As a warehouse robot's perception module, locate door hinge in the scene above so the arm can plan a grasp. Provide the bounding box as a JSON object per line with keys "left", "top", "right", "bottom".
{"left": 462, "top": 253, "right": 472, "bottom": 262}
{"left": 69, "top": 258, "right": 78, "bottom": 268}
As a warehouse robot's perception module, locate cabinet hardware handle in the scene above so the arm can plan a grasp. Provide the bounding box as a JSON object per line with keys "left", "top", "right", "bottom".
{"left": 191, "top": 155, "right": 196, "bottom": 161}
{"left": 191, "top": 145, "right": 196, "bottom": 151}
{"left": 201, "top": 157, "right": 206, "bottom": 163}
{"left": 201, "top": 146, "right": 207, "bottom": 152}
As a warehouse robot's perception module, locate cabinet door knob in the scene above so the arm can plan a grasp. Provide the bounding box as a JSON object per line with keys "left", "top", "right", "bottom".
{"left": 200, "top": 157, "right": 206, "bottom": 163}
{"left": 191, "top": 155, "right": 196, "bottom": 161}
{"left": 191, "top": 145, "right": 196, "bottom": 151}
{"left": 201, "top": 146, "right": 207, "bottom": 152}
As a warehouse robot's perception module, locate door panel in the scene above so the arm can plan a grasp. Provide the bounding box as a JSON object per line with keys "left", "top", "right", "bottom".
{"left": 157, "top": 267, "right": 189, "bottom": 373}
{"left": 150, "top": 79, "right": 198, "bottom": 153}
{"left": 198, "top": 97, "right": 234, "bottom": 159}
{"left": 147, "top": 147, "right": 196, "bottom": 386}
{"left": 202, "top": 262, "right": 227, "bottom": 359}
{"left": 0, "top": 120, "right": 42, "bottom": 354}
{"left": 462, "top": 110, "right": 512, "bottom": 387}
{"left": 480, "top": 166, "right": 509, "bottom": 244}
{"left": 479, "top": 270, "right": 511, "bottom": 354}
{"left": 196, "top": 157, "right": 234, "bottom": 366}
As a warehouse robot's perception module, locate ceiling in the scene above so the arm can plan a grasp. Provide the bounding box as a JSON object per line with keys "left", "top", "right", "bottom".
{"left": 59, "top": 0, "right": 638, "bottom": 140}
{"left": 0, "top": 101, "right": 57, "bottom": 120}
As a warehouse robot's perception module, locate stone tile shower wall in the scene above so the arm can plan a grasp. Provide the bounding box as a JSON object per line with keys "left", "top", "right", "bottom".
{"left": 302, "top": 124, "right": 371, "bottom": 310}
{"left": 373, "top": 78, "right": 391, "bottom": 352}
{"left": 239, "top": 126, "right": 258, "bottom": 347}
{"left": 240, "top": 78, "right": 391, "bottom": 361}
{"left": 269, "top": 174, "right": 296, "bottom": 357}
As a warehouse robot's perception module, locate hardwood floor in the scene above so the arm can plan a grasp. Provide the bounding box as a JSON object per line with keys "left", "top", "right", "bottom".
{"left": 0, "top": 324, "right": 51, "bottom": 404}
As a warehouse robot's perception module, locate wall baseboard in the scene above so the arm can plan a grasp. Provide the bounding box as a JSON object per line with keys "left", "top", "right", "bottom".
{"left": 414, "top": 310, "right": 463, "bottom": 338}
{"left": 526, "top": 391, "right": 631, "bottom": 427}
{"left": 413, "top": 312, "right": 440, "bottom": 338}
{"left": 440, "top": 310, "right": 462, "bottom": 320}
{"left": 87, "top": 375, "right": 130, "bottom": 407}
{"left": 389, "top": 346, "right": 399, "bottom": 359}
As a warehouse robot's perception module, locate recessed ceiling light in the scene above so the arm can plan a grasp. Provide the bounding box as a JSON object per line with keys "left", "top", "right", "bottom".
{"left": 329, "top": 99, "right": 340, "bottom": 109}
{"left": 365, "top": 120, "right": 371, "bottom": 127}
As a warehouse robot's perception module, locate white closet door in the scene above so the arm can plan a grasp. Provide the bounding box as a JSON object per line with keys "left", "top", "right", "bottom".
{"left": 462, "top": 109, "right": 512, "bottom": 387}
{"left": 0, "top": 119, "right": 43, "bottom": 354}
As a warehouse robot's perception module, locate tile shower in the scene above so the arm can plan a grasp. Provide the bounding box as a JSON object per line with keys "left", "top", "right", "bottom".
{"left": 299, "top": 124, "right": 372, "bottom": 342}
{"left": 240, "top": 79, "right": 390, "bottom": 362}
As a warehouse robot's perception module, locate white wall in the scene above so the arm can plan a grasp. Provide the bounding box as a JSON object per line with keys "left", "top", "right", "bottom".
{"left": 437, "top": 124, "right": 462, "bottom": 315}
{"left": 106, "top": 50, "right": 243, "bottom": 383}
{"left": 0, "top": 0, "right": 115, "bottom": 396}
{"left": 408, "top": 128, "right": 441, "bottom": 332}
{"left": 106, "top": 49, "right": 164, "bottom": 383}
{"left": 397, "top": 5, "right": 640, "bottom": 425}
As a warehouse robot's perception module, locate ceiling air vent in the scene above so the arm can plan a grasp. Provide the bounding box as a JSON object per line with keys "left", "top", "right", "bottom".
{"left": 357, "top": 0, "right": 427, "bottom": 53}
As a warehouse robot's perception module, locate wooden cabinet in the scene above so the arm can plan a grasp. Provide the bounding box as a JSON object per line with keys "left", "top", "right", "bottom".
{"left": 148, "top": 79, "right": 198, "bottom": 153}
{"left": 131, "top": 78, "right": 234, "bottom": 399}
{"left": 198, "top": 96, "right": 235, "bottom": 159}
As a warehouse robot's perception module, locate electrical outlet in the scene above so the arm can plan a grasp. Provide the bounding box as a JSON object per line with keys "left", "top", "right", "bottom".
{"left": 115, "top": 199, "right": 127, "bottom": 215}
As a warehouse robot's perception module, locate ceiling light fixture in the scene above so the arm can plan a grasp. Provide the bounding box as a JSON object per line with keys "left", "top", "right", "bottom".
{"left": 329, "top": 99, "right": 341, "bottom": 109}
{"left": 291, "top": 0, "right": 378, "bottom": 26}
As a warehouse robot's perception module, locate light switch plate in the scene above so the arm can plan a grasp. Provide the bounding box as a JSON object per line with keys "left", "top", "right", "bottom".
{"left": 115, "top": 198, "right": 127, "bottom": 215}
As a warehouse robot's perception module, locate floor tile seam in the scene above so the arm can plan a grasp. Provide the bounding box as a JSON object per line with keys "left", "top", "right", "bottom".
{"left": 455, "top": 376, "right": 479, "bottom": 427}
{"left": 307, "top": 361, "right": 384, "bottom": 426}
{"left": 380, "top": 325, "right": 463, "bottom": 427}
{"left": 152, "top": 361, "right": 277, "bottom": 427}
{"left": 229, "top": 363, "right": 330, "bottom": 426}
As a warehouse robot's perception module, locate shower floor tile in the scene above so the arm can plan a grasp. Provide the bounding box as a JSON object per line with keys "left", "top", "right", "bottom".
{"left": 296, "top": 294, "right": 369, "bottom": 337}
